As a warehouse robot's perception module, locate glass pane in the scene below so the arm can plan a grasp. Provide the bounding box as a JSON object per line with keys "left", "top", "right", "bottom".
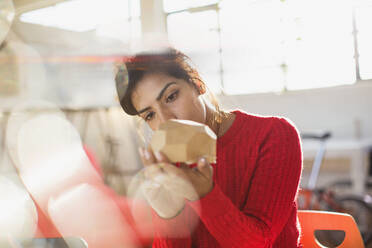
{"left": 220, "top": 0, "right": 284, "bottom": 94}
{"left": 163, "top": 0, "right": 219, "bottom": 13}
{"left": 286, "top": 0, "right": 355, "bottom": 90}
{"left": 130, "top": 0, "right": 141, "bottom": 18}
{"left": 163, "top": 0, "right": 188, "bottom": 12}
{"left": 167, "top": 10, "right": 222, "bottom": 93}
{"left": 96, "top": 17, "right": 141, "bottom": 44}
{"left": 96, "top": 17, "right": 131, "bottom": 43}
{"left": 220, "top": 0, "right": 356, "bottom": 94}
{"left": 356, "top": 4, "right": 372, "bottom": 80}
{"left": 131, "top": 17, "right": 142, "bottom": 41}
{"left": 103, "top": 0, "right": 130, "bottom": 20}
{"left": 188, "top": 52, "right": 222, "bottom": 93}
{"left": 95, "top": 0, "right": 141, "bottom": 43}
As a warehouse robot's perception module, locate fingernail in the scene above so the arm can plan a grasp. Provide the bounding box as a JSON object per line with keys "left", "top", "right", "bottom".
{"left": 199, "top": 157, "right": 207, "bottom": 165}
{"left": 154, "top": 151, "right": 162, "bottom": 161}
{"left": 198, "top": 157, "right": 207, "bottom": 166}
{"left": 144, "top": 149, "right": 151, "bottom": 160}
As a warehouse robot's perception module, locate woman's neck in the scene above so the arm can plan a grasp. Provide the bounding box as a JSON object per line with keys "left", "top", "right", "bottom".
{"left": 205, "top": 105, "right": 218, "bottom": 135}
{"left": 205, "top": 106, "right": 235, "bottom": 138}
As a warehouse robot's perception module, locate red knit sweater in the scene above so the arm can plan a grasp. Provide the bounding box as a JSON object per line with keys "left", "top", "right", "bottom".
{"left": 151, "top": 110, "right": 303, "bottom": 248}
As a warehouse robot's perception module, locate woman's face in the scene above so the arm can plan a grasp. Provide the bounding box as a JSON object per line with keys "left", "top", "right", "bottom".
{"left": 131, "top": 72, "right": 206, "bottom": 131}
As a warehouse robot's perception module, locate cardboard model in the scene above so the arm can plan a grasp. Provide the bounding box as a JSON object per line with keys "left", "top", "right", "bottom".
{"left": 150, "top": 119, "right": 217, "bottom": 164}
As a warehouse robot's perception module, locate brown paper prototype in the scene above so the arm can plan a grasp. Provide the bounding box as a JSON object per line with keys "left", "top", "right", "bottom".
{"left": 150, "top": 119, "right": 217, "bottom": 164}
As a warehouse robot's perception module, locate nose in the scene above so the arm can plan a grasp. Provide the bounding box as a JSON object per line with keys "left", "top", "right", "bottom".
{"left": 157, "top": 108, "right": 176, "bottom": 127}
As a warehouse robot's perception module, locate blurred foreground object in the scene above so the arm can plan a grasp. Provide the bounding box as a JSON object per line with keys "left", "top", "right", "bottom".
{"left": 14, "top": 114, "right": 102, "bottom": 211}
{"left": 0, "top": 0, "right": 14, "bottom": 45}
{"left": 128, "top": 169, "right": 185, "bottom": 224}
{"left": 19, "top": 237, "right": 87, "bottom": 248}
{"left": 5, "top": 101, "right": 141, "bottom": 247}
{"left": 150, "top": 119, "right": 216, "bottom": 164}
{"left": 128, "top": 168, "right": 200, "bottom": 238}
{"left": 48, "top": 184, "right": 138, "bottom": 248}
{"left": 0, "top": 175, "right": 38, "bottom": 243}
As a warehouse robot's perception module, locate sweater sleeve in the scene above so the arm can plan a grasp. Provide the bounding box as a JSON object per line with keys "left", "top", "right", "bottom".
{"left": 188, "top": 118, "right": 303, "bottom": 248}
{"left": 151, "top": 207, "right": 192, "bottom": 248}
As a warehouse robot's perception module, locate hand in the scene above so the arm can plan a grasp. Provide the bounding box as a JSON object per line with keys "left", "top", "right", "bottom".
{"left": 139, "top": 147, "right": 214, "bottom": 202}
{"left": 137, "top": 148, "right": 186, "bottom": 219}
{"left": 140, "top": 175, "right": 185, "bottom": 219}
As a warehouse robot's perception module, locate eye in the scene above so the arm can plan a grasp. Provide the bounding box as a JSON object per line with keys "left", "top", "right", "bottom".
{"left": 166, "top": 90, "right": 179, "bottom": 103}
{"left": 145, "top": 111, "right": 155, "bottom": 122}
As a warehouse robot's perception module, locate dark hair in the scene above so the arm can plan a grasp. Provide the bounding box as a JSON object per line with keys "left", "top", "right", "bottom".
{"left": 115, "top": 47, "right": 225, "bottom": 123}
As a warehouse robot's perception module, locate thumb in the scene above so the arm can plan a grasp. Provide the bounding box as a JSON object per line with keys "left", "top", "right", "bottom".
{"left": 197, "top": 157, "right": 213, "bottom": 178}
{"left": 154, "top": 151, "right": 171, "bottom": 163}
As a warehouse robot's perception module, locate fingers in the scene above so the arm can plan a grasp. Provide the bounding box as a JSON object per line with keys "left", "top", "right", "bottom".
{"left": 150, "top": 164, "right": 198, "bottom": 201}
{"left": 196, "top": 157, "right": 213, "bottom": 180}
{"left": 179, "top": 163, "right": 189, "bottom": 169}
{"left": 158, "top": 163, "right": 183, "bottom": 176}
{"left": 153, "top": 151, "right": 171, "bottom": 163}
{"left": 179, "top": 163, "right": 200, "bottom": 179}
{"left": 143, "top": 164, "right": 164, "bottom": 179}
{"left": 141, "top": 181, "right": 185, "bottom": 219}
{"left": 140, "top": 164, "right": 187, "bottom": 219}
{"left": 138, "top": 147, "right": 156, "bottom": 166}
{"left": 139, "top": 154, "right": 214, "bottom": 202}
{"left": 138, "top": 147, "right": 171, "bottom": 166}
{"left": 143, "top": 163, "right": 182, "bottom": 182}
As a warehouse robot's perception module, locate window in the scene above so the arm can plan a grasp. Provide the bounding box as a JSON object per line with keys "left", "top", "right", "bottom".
{"left": 96, "top": 0, "right": 141, "bottom": 44}
{"left": 20, "top": 0, "right": 141, "bottom": 44}
{"left": 165, "top": 1, "right": 222, "bottom": 93}
{"left": 167, "top": 9, "right": 222, "bottom": 93}
{"left": 355, "top": 1, "right": 372, "bottom": 80}
{"left": 220, "top": 0, "right": 289, "bottom": 94}
{"left": 165, "top": 0, "right": 370, "bottom": 95}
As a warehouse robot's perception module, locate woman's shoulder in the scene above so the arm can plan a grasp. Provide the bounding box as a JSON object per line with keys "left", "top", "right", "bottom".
{"left": 230, "top": 109, "right": 300, "bottom": 139}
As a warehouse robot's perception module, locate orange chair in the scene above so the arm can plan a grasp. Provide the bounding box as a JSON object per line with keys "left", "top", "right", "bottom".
{"left": 298, "top": 210, "right": 365, "bottom": 248}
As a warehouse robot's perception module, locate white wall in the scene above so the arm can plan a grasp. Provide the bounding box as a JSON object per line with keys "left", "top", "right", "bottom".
{"left": 219, "top": 82, "right": 372, "bottom": 140}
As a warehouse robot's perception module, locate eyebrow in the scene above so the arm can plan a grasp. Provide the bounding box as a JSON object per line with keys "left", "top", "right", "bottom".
{"left": 137, "top": 82, "right": 177, "bottom": 114}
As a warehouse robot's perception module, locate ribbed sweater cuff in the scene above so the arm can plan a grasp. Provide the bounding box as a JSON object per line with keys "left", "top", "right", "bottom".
{"left": 188, "top": 183, "right": 231, "bottom": 218}
{"left": 152, "top": 209, "right": 190, "bottom": 239}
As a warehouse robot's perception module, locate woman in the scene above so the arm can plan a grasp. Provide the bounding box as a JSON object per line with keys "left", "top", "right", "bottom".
{"left": 115, "top": 47, "right": 303, "bottom": 248}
